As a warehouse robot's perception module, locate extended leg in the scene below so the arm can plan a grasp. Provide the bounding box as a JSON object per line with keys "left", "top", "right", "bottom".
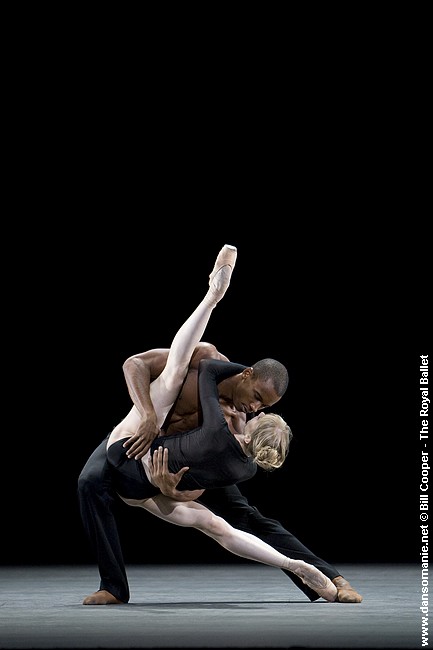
{"left": 199, "top": 485, "right": 363, "bottom": 603}
{"left": 124, "top": 494, "right": 337, "bottom": 602}
{"left": 150, "top": 244, "right": 237, "bottom": 427}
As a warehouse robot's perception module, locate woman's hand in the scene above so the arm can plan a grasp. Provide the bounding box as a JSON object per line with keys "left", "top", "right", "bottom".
{"left": 148, "top": 447, "right": 204, "bottom": 502}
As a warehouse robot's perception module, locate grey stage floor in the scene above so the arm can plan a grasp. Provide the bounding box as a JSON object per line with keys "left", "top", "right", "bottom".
{"left": 0, "top": 564, "right": 423, "bottom": 649}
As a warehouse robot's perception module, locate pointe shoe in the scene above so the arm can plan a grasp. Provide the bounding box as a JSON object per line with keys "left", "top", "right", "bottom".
{"left": 292, "top": 561, "right": 338, "bottom": 602}
{"left": 82, "top": 589, "right": 125, "bottom": 605}
{"left": 208, "top": 244, "right": 237, "bottom": 303}
{"left": 332, "top": 576, "right": 363, "bottom": 603}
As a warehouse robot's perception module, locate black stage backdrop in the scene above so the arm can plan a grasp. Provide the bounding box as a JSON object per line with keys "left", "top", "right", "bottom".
{"left": 2, "top": 34, "right": 428, "bottom": 578}
{"left": 5, "top": 224, "right": 425, "bottom": 569}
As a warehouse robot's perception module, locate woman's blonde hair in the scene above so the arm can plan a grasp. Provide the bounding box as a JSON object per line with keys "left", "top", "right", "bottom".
{"left": 247, "top": 413, "right": 292, "bottom": 471}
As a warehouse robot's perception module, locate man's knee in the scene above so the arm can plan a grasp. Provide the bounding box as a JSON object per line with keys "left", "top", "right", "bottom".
{"left": 78, "top": 474, "right": 92, "bottom": 504}
{"left": 78, "top": 470, "right": 106, "bottom": 499}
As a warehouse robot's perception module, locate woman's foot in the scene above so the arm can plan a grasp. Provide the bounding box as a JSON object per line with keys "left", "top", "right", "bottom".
{"left": 207, "top": 244, "right": 237, "bottom": 304}
{"left": 290, "top": 560, "right": 338, "bottom": 602}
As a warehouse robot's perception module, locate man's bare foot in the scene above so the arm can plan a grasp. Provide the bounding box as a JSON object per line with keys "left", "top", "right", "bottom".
{"left": 332, "top": 576, "right": 363, "bottom": 603}
{"left": 82, "top": 590, "right": 124, "bottom": 605}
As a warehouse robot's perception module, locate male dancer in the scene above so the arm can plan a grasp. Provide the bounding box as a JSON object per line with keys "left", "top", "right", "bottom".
{"left": 78, "top": 246, "right": 362, "bottom": 605}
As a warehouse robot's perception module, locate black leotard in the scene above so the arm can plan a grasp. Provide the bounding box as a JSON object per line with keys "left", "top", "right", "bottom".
{"left": 107, "top": 359, "right": 257, "bottom": 499}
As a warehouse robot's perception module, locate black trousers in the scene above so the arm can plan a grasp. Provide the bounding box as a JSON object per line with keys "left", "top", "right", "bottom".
{"left": 78, "top": 438, "right": 340, "bottom": 603}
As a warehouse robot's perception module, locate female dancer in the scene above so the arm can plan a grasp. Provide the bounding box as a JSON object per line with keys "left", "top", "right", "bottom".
{"left": 105, "top": 245, "right": 337, "bottom": 602}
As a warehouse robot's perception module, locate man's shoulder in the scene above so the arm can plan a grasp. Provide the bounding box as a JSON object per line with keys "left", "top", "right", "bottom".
{"left": 190, "top": 342, "right": 229, "bottom": 367}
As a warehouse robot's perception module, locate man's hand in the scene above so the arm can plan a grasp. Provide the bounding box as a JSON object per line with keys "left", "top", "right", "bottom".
{"left": 149, "top": 446, "right": 204, "bottom": 502}
{"left": 123, "top": 414, "right": 160, "bottom": 460}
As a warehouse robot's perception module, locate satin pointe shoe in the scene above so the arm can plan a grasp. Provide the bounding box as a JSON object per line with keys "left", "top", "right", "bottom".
{"left": 208, "top": 244, "right": 237, "bottom": 303}
{"left": 291, "top": 561, "right": 338, "bottom": 602}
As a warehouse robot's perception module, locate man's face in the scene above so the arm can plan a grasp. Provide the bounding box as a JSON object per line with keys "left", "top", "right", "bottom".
{"left": 231, "top": 369, "right": 281, "bottom": 415}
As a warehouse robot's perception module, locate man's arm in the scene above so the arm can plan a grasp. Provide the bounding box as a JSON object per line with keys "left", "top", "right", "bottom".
{"left": 122, "top": 342, "right": 228, "bottom": 459}
{"left": 122, "top": 348, "right": 170, "bottom": 459}
{"left": 148, "top": 447, "right": 204, "bottom": 502}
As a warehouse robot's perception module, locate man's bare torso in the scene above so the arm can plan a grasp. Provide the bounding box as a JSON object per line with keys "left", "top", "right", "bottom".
{"left": 110, "top": 343, "right": 246, "bottom": 443}
{"left": 162, "top": 366, "right": 246, "bottom": 437}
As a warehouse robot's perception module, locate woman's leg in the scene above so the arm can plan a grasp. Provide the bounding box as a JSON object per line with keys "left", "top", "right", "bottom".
{"left": 150, "top": 244, "right": 237, "bottom": 427}
{"left": 122, "top": 494, "right": 337, "bottom": 602}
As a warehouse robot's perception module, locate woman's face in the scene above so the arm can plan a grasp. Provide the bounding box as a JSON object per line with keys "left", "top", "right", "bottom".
{"left": 243, "top": 411, "right": 266, "bottom": 438}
